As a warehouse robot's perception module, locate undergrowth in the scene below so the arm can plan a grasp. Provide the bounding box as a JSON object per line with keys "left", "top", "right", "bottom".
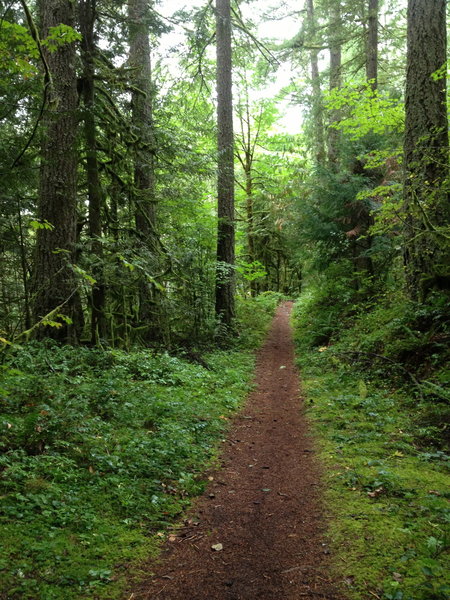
{"left": 293, "top": 290, "right": 450, "bottom": 600}
{"left": 0, "top": 294, "right": 281, "bottom": 600}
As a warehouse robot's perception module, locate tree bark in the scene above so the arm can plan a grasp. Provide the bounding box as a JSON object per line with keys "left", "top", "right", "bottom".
{"left": 128, "top": 0, "right": 159, "bottom": 341}
{"left": 79, "top": 0, "right": 106, "bottom": 344}
{"left": 366, "top": 0, "right": 378, "bottom": 90}
{"left": 32, "top": 0, "right": 79, "bottom": 342}
{"left": 327, "top": 1, "right": 342, "bottom": 168}
{"left": 306, "top": 0, "right": 325, "bottom": 166}
{"left": 403, "top": 0, "right": 450, "bottom": 300}
{"left": 215, "top": 0, "right": 235, "bottom": 330}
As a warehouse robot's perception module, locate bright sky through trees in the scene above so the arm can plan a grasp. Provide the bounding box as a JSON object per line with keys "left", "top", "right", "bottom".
{"left": 157, "top": 0, "right": 302, "bottom": 133}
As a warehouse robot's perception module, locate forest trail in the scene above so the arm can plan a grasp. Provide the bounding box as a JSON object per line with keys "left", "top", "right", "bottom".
{"left": 130, "top": 302, "right": 343, "bottom": 600}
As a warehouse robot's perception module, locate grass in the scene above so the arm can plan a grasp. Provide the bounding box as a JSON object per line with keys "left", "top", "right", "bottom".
{"left": 292, "top": 298, "right": 450, "bottom": 600}
{"left": 0, "top": 293, "right": 282, "bottom": 600}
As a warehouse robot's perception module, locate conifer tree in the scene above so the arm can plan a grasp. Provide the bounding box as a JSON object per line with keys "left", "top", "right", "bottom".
{"left": 403, "top": 0, "right": 450, "bottom": 300}
{"left": 215, "top": 0, "right": 235, "bottom": 330}
{"left": 32, "top": 0, "right": 80, "bottom": 341}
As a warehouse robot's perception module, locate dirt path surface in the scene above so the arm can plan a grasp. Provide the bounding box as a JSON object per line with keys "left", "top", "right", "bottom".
{"left": 130, "top": 302, "right": 343, "bottom": 600}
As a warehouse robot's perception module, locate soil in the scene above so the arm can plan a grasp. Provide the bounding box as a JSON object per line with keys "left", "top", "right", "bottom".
{"left": 129, "top": 302, "right": 344, "bottom": 600}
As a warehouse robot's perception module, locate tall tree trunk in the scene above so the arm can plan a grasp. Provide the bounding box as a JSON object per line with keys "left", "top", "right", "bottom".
{"left": 215, "top": 0, "right": 235, "bottom": 330}
{"left": 32, "top": 0, "right": 79, "bottom": 342}
{"left": 244, "top": 150, "right": 257, "bottom": 296}
{"left": 237, "top": 88, "right": 258, "bottom": 297}
{"left": 17, "top": 199, "right": 31, "bottom": 329}
{"left": 79, "top": 0, "right": 106, "bottom": 344}
{"left": 403, "top": 0, "right": 450, "bottom": 301}
{"left": 128, "top": 0, "right": 159, "bottom": 341}
{"left": 306, "top": 0, "right": 325, "bottom": 166}
{"left": 327, "top": 1, "right": 342, "bottom": 168}
{"left": 366, "top": 0, "right": 378, "bottom": 90}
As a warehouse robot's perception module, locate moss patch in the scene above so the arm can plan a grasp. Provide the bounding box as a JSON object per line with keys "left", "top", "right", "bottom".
{"left": 293, "top": 305, "right": 450, "bottom": 600}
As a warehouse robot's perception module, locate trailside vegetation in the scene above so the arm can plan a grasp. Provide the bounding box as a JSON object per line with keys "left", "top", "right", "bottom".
{"left": 0, "top": 292, "right": 283, "bottom": 599}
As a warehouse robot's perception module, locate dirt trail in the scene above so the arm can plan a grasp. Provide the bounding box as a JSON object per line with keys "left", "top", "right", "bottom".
{"left": 130, "top": 302, "right": 343, "bottom": 599}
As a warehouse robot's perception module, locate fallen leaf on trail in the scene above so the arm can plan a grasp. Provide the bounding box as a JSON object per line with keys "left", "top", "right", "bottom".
{"left": 208, "top": 476, "right": 214, "bottom": 481}
{"left": 279, "top": 365, "right": 286, "bottom": 369}
{"left": 168, "top": 535, "right": 177, "bottom": 542}
{"left": 262, "top": 488, "right": 271, "bottom": 492}
{"left": 156, "top": 532, "right": 164, "bottom": 538}
{"left": 211, "top": 543, "right": 223, "bottom": 552}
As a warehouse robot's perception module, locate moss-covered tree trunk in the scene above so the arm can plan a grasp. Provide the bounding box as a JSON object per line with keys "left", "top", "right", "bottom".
{"left": 403, "top": 0, "right": 450, "bottom": 301}
{"left": 32, "top": 0, "right": 79, "bottom": 342}
{"left": 215, "top": 0, "right": 235, "bottom": 330}
{"left": 79, "top": 0, "right": 106, "bottom": 344}
{"left": 366, "top": 0, "right": 378, "bottom": 90}
{"left": 128, "top": 0, "right": 160, "bottom": 342}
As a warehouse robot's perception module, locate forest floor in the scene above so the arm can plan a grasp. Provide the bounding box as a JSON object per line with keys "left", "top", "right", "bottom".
{"left": 129, "top": 302, "right": 344, "bottom": 600}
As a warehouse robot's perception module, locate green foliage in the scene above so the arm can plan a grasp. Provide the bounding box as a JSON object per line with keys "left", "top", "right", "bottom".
{"left": 0, "top": 340, "right": 257, "bottom": 599}
{"left": 293, "top": 278, "right": 450, "bottom": 445}
{"left": 325, "top": 82, "right": 404, "bottom": 140}
{"left": 292, "top": 263, "right": 360, "bottom": 349}
{"left": 41, "top": 25, "right": 82, "bottom": 52}
{"left": 293, "top": 301, "right": 450, "bottom": 600}
{"left": 236, "top": 260, "right": 267, "bottom": 282}
{"left": 0, "top": 20, "right": 39, "bottom": 78}
{"left": 236, "top": 291, "right": 287, "bottom": 349}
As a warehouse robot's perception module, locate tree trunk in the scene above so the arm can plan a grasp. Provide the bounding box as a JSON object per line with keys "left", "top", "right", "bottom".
{"left": 32, "top": 0, "right": 79, "bottom": 342}
{"left": 366, "top": 0, "right": 378, "bottom": 90}
{"left": 403, "top": 0, "right": 450, "bottom": 301}
{"left": 215, "top": 0, "right": 235, "bottom": 330}
{"left": 128, "top": 0, "right": 159, "bottom": 341}
{"left": 79, "top": 0, "right": 106, "bottom": 344}
{"left": 306, "top": 0, "right": 325, "bottom": 166}
{"left": 327, "top": 1, "right": 342, "bottom": 168}
{"left": 244, "top": 150, "right": 257, "bottom": 297}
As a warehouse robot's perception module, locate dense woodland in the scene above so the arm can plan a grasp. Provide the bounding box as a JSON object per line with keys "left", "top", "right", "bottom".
{"left": 0, "top": 0, "right": 449, "bottom": 599}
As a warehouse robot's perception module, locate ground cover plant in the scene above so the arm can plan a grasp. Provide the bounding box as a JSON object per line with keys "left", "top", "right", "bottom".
{"left": 293, "top": 293, "right": 450, "bottom": 600}
{"left": 0, "top": 294, "right": 282, "bottom": 600}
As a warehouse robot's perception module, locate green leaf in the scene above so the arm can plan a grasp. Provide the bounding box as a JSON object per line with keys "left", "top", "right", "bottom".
{"left": 29, "top": 220, "right": 54, "bottom": 231}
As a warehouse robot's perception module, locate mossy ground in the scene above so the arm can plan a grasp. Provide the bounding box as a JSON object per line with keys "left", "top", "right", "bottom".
{"left": 292, "top": 297, "right": 450, "bottom": 600}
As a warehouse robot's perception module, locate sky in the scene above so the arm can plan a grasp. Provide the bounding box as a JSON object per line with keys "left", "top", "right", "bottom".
{"left": 155, "top": 0, "right": 304, "bottom": 134}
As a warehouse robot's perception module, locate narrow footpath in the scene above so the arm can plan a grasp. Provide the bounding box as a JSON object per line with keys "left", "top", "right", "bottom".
{"left": 130, "top": 302, "right": 343, "bottom": 600}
